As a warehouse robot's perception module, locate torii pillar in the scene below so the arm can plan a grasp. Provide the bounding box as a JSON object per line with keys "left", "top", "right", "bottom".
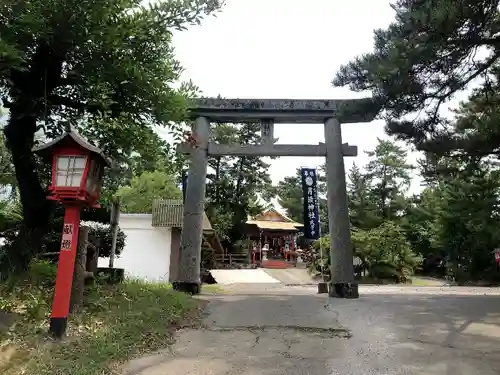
{"left": 174, "top": 98, "right": 378, "bottom": 297}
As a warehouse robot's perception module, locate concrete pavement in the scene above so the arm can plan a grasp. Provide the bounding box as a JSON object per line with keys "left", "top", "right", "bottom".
{"left": 121, "top": 285, "right": 500, "bottom": 375}
{"left": 261, "top": 268, "right": 316, "bottom": 285}
{"left": 209, "top": 269, "right": 281, "bottom": 284}
{"left": 209, "top": 267, "right": 316, "bottom": 286}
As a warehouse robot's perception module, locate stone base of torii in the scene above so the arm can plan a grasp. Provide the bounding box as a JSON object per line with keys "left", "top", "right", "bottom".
{"left": 173, "top": 98, "right": 378, "bottom": 298}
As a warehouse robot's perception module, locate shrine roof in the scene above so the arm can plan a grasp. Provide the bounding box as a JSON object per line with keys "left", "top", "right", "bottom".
{"left": 32, "top": 128, "right": 111, "bottom": 167}
{"left": 188, "top": 97, "right": 379, "bottom": 124}
{"left": 151, "top": 199, "right": 226, "bottom": 254}
{"left": 151, "top": 199, "right": 212, "bottom": 231}
{"left": 246, "top": 220, "right": 302, "bottom": 231}
{"left": 246, "top": 209, "right": 303, "bottom": 231}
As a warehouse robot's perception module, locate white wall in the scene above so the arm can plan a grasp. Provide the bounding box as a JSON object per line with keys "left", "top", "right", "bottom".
{"left": 98, "top": 213, "right": 172, "bottom": 282}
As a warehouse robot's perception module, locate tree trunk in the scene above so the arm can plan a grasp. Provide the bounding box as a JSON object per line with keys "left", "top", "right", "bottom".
{"left": 215, "top": 156, "right": 221, "bottom": 202}
{"left": 235, "top": 158, "right": 245, "bottom": 197}
{"left": 2, "top": 110, "right": 52, "bottom": 273}
{"left": 380, "top": 166, "right": 388, "bottom": 219}
{"left": 70, "top": 226, "right": 89, "bottom": 313}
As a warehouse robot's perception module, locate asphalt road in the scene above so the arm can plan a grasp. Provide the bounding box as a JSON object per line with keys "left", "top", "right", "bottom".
{"left": 122, "top": 285, "right": 500, "bottom": 375}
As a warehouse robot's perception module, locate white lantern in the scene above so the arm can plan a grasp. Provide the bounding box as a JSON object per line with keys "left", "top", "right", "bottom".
{"left": 55, "top": 155, "right": 88, "bottom": 187}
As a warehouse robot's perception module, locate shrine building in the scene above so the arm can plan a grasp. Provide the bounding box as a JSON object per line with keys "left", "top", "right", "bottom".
{"left": 245, "top": 209, "right": 303, "bottom": 269}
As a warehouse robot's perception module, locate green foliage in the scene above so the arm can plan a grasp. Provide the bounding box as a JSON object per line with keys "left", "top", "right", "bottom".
{"left": 306, "top": 223, "right": 421, "bottom": 283}
{"left": 26, "top": 259, "right": 57, "bottom": 286}
{"left": 346, "top": 139, "right": 414, "bottom": 232}
{"left": 364, "top": 139, "right": 413, "bottom": 219}
{"left": 281, "top": 137, "right": 500, "bottom": 284}
{"left": 0, "top": 199, "right": 22, "bottom": 233}
{"left": 201, "top": 237, "right": 216, "bottom": 269}
{"left": 400, "top": 188, "right": 441, "bottom": 260}
{"left": 326, "top": 2, "right": 500, "bottom": 283}
{"left": 274, "top": 171, "right": 304, "bottom": 223}
{"left": 91, "top": 225, "right": 126, "bottom": 259}
{"left": 1, "top": 0, "right": 222, "bottom": 130}
{"left": 0, "top": 0, "right": 223, "bottom": 271}
{"left": 206, "top": 206, "right": 233, "bottom": 242}
{"left": 352, "top": 222, "right": 422, "bottom": 282}
{"left": 205, "top": 123, "right": 273, "bottom": 244}
{"left": 309, "top": 236, "right": 331, "bottom": 275}
{"left": 347, "top": 164, "right": 380, "bottom": 230}
{"left": 431, "top": 156, "right": 500, "bottom": 281}
{"left": 267, "top": 166, "right": 328, "bottom": 235}
{"left": 42, "top": 220, "right": 126, "bottom": 259}
{"left": 101, "top": 134, "right": 187, "bottom": 202}
{"left": 0, "top": 0, "right": 223, "bottom": 160}
{"left": 0, "top": 275, "right": 195, "bottom": 375}
{"left": 297, "top": 139, "right": 421, "bottom": 282}
{"left": 0, "top": 259, "right": 56, "bottom": 321}
{"left": 0, "top": 131, "right": 15, "bottom": 197}
{"left": 116, "top": 171, "right": 182, "bottom": 213}
{"left": 333, "top": 0, "right": 500, "bottom": 152}
{"left": 0, "top": 201, "right": 126, "bottom": 265}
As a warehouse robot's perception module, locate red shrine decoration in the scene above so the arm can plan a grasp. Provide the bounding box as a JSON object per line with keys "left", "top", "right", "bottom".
{"left": 32, "top": 129, "right": 110, "bottom": 339}
{"left": 493, "top": 249, "right": 500, "bottom": 265}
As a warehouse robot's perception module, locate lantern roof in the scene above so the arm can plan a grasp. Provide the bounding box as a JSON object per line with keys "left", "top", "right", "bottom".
{"left": 32, "top": 128, "right": 111, "bottom": 167}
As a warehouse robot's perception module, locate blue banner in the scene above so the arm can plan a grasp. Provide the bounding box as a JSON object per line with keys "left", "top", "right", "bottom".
{"left": 300, "top": 168, "right": 320, "bottom": 239}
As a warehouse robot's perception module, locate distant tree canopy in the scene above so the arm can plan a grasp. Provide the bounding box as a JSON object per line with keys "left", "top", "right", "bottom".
{"left": 205, "top": 123, "right": 273, "bottom": 245}
{"left": 0, "top": 0, "right": 223, "bottom": 271}
{"left": 276, "top": 137, "right": 500, "bottom": 283}
{"left": 327, "top": 0, "right": 500, "bottom": 282}
{"left": 117, "top": 171, "right": 182, "bottom": 214}
{"left": 333, "top": 0, "right": 500, "bottom": 155}
{"left": 265, "top": 167, "right": 329, "bottom": 236}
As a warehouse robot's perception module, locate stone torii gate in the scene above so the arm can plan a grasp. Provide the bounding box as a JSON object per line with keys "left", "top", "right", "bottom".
{"left": 174, "top": 98, "right": 377, "bottom": 298}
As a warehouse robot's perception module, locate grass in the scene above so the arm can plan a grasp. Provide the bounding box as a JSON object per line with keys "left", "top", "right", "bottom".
{"left": 201, "top": 284, "right": 227, "bottom": 294}
{"left": 0, "top": 264, "right": 199, "bottom": 375}
{"left": 410, "top": 277, "right": 446, "bottom": 286}
{"left": 410, "top": 278, "right": 436, "bottom": 286}
{"left": 357, "top": 276, "right": 444, "bottom": 286}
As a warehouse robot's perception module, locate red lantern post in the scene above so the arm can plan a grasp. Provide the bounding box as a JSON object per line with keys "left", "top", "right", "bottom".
{"left": 33, "top": 129, "right": 110, "bottom": 338}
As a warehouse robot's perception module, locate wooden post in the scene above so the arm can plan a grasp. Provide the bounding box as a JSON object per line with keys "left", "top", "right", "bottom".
{"left": 246, "top": 236, "right": 251, "bottom": 265}
{"left": 86, "top": 234, "right": 100, "bottom": 274}
{"left": 108, "top": 198, "right": 120, "bottom": 268}
{"left": 70, "top": 226, "right": 89, "bottom": 313}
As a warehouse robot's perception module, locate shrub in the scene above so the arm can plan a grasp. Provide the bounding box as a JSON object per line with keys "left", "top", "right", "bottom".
{"left": 352, "top": 222, "right": 422, "bottom": 282}
{"left": 42, "top": 219, "right": 126, "bottom": 258}
{"left": 27, "top": 259, "right": 57, "bottom": 286}
{"left": 306, "top": 237, "right": 330, "bottom": 276}
{"left": 86, "top": 222, "right": 126, "bottom": 258}
{"left": 0, "top": 259, "right": 56, "bottom": 319}
{"left": 307, "top": 222, "right": 422, "bottom": 283}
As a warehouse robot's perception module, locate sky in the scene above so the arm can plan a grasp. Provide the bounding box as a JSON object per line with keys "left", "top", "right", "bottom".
{"left": 170, "top": 0, "right": 423, "bottom": 190}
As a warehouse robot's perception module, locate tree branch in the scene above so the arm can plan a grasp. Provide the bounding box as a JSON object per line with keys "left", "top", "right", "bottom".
{"left": 47, "top": 95, "right": 105, "bottom": 114}
{"left": 449, "top": 37, "right": 500, "bottom": 48}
